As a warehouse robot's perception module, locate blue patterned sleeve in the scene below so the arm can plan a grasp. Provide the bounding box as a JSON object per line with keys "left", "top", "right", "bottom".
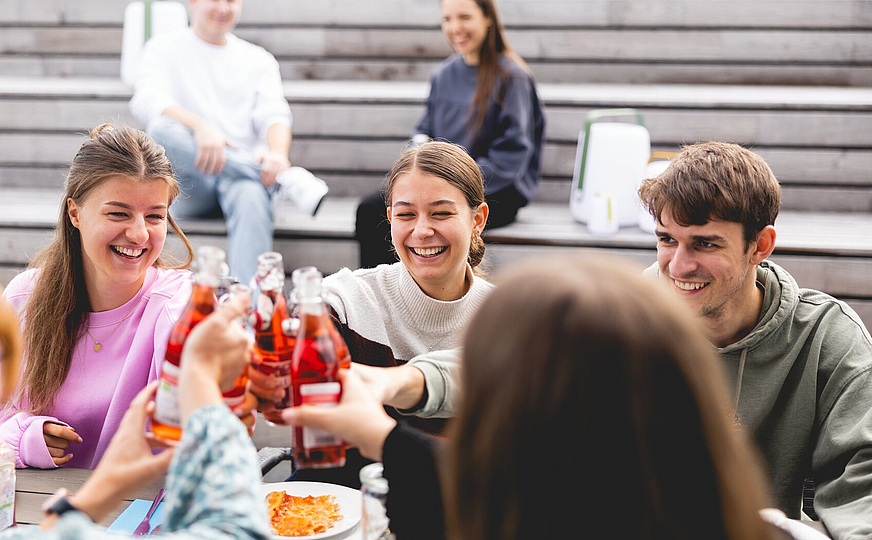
{"left": 0, "top": 404, "right": 270, "bottom": 540}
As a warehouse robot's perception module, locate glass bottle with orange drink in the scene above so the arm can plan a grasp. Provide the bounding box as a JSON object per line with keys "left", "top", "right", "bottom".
{"left": 290, "top": 267, "right": 346, "bottom": 469}
{"left": 249, "top": 252, "right": 294, "bottom": 424}
{"left": 152, "top": 245, "right": 248, "bottom": 440}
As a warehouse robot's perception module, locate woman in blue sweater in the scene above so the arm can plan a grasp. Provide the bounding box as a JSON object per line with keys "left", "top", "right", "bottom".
{"left": 355, "top": 0, "right": 545, "bottom": 268}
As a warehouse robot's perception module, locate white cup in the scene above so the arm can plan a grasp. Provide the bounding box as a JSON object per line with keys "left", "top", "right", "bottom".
{"left": 587, "top": 192, "right": 619, "bottom": 236}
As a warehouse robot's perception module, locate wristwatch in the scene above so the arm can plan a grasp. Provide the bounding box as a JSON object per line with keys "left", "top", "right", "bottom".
{"left": 42, "top": 488, "right": 80, "bottom": 517}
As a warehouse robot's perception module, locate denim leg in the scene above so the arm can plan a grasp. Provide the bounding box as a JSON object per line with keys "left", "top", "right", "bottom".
{"left": 216, "top": 172, "right": 274, "bottom": 286}
{"left": 148, "top": 117, "right": 275, "bottom": 284}
{"left": 147, "top": 117, "right": 219, "bottom": 219}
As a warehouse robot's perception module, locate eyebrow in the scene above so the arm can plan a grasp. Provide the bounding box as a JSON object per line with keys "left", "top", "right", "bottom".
{"left": 391, "top": 200, "right": 458, "bottom": 208}
{"left": 655, "top": 230, "right": 727, "bottom": 243}
{"left": 105, "top": 201, "right": 168, "bottom": 210}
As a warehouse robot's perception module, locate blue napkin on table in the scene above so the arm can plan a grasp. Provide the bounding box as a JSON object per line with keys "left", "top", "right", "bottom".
{"left": 106, "top": 499, "right": 165, "bottom": 535}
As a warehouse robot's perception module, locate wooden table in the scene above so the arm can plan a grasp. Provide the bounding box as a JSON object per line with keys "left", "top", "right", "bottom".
{"left": 14, "top": 468, "right": 164, "bottom": 527}
{"left": 13, "top": 416, "right": 293, "bottom": 527}
{"left": 12, "top": 420, "right": 831, "bottom": 538}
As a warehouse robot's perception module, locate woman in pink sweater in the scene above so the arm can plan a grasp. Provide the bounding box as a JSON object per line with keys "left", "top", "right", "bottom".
{"left": 0, "top": 124, "right": 196, "bottom": 469}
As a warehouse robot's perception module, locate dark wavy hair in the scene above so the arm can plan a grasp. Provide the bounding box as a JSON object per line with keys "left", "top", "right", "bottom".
{"left": 638, "top": 141, "right": 782, "bottom": 246}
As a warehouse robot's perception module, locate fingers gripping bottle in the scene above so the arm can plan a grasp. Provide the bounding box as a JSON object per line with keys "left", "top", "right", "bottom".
{"left": 291, "top": 267, "right": 347, "bottom": 469}
{"left": 249, "top": 252, "right": 295, "bottom": 424}
{"left": 152, "top": 246, "right": 247, "bottom": 440}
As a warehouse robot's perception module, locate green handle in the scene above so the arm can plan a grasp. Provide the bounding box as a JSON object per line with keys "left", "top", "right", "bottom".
{"left": 144, "top": 0, "right": 167, "bottom": 43}
{"left": 576, "top": 108, "right": 645, "bottom": 191}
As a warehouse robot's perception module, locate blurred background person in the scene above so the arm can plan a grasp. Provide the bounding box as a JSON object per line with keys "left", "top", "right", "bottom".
{"left": 0, "top": 294, "right": 21, "bottom": 403}
{"left": 283, "top": 254, "right": 830, "bottom": 540}
{"left": 130, "top": 0, "right": 328, "bottom": 286}
{"left": 354, "top": 0, "right": 545, "bottom": 268}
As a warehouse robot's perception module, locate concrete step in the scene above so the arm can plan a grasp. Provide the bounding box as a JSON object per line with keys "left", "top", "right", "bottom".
{"left": 6, "top": 0, "right": 869, "bottom": 27}
{"left": 1, "top": 77, "right": 871, "bottom": 211}
{"left": 1, "top": 0, "right": 870, "bottom": 85}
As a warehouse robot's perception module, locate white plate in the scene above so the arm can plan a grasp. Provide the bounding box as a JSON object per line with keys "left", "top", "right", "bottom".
{"left": 259, "top": 481, "right": 362, "bottom": 540}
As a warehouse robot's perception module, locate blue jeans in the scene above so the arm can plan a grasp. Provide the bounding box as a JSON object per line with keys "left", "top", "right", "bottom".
{"left": 148, "top": 117, "right": 274, "bottom": 285}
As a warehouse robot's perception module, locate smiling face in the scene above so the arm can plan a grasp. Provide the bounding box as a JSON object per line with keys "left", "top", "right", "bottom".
{"left": 67, "top": 176, "right": 171, "bottom": 311}
{"left": 189, "top": 0, "right": 242, "bottom": 45}
{"left": 388, "top": 169, "right": 487, "bottom": 301}
{"left": 441, "top": 0, "right": 491, "bottom": 65}
{"left": 655, "top": 211, "right": 761, "bottom": 323}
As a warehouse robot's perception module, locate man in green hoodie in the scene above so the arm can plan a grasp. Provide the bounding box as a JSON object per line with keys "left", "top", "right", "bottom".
{"left": 638, "top": 141, "right": 872, "bottom": 540}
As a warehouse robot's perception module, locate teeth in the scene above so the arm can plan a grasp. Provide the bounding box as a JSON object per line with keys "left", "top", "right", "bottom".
{"left": 412, "top": 247, "right": 445, "bottom": 257}
{"left": 113, "top": 246, "right": 144, "bottom": 258}
{"left": 673, "top": 280, "right": 707, "bottom": 291}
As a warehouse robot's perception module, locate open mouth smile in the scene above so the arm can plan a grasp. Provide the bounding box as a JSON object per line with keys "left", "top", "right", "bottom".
{"left": 410, "top": 246, "right": 447, "bottom": 258}
{"left": 111, "top": 246, "right": 146, "bottom": 259}
{"left": 672, "top": 279, "right": 709, "bottom": 292}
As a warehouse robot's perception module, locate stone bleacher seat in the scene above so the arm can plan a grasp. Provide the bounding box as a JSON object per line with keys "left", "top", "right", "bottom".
{"left": 1, "top": 0, "right": 871, "bottom": 326}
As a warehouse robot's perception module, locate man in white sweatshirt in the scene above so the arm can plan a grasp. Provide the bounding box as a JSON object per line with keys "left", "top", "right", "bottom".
{"left": 130, "top": 0, "right": 326, "bottom": 285}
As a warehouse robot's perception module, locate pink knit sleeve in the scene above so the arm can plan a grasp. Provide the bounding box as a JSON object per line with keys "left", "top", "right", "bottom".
{"left": 0, "top": 412, "right": 70, "bottom": 468}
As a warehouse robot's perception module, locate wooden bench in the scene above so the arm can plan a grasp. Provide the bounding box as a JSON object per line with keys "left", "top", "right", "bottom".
{"left": 3, "top": 187, "right": 871, "bottom": 328}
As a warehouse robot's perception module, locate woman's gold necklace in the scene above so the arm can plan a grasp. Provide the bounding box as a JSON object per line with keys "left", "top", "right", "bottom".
{"left": 84, "top": 294, "right": 142, "bottom": 352}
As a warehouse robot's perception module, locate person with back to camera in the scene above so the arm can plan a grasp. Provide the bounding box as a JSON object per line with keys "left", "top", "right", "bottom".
{"left": 637, "top": 141, "right": 872, "bottom": 540}
{"left": 354, "top": 0, "right": 545, "bottom": 268}
{"left": 282, "top": 254, "right": 832, "bottom": 540}
{"left": 0, "top": 290, "right": 272, "bottom": 540}
{"left": 250, "top": 141, "right": 492, "bottom": 487}
{"left": 130, "top": 0, "right": 329, "bottom": 286}
{"left": 0, "top": 124, "right": 255, "bottom": 470}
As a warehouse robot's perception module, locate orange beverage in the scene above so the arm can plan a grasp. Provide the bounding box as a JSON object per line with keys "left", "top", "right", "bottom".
{"left": 153, "top": 246, "right": 246, "bottom": 440}
{"left": 290, "top": 267, "right": 346, "bottom": 469}
{"left": 250, "top": 253, "right": 295, "bottom": 424}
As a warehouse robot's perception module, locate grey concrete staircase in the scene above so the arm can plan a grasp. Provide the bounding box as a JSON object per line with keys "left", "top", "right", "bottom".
{"left": 1, "top": 0, "right": 871, "bottom": 325}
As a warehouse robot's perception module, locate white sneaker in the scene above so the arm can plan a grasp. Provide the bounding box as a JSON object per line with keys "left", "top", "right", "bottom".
{"left": 276, "top": 166, "right": 329, "bottom": 216}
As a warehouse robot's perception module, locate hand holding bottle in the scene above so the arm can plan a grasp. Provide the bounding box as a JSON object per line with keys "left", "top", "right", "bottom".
{"left": 179, "top": 291, "right": 252, "bottom": 420}
{"left": 281, "top": 368, "right": 395, "bottom": 462}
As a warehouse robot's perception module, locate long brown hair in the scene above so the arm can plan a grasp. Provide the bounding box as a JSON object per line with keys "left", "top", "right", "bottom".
{"left": 18, "top": 123, "right": 194, "bottom": 414}
{"left": 386, "top": 141, "right": 487, "bottom": 272}
{"left": 450, "top": 0, "right": 530, "bottom": 136}
{"left": 444, "top": 254, "right": 775, "bottom": 540}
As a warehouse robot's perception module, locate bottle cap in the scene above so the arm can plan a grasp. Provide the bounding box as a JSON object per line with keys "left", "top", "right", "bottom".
{"left": 359, "top": 463, "right": 389, "bottom": 495}
{"left": 296, "top": 267, "right": 324, "bottom": 302}
{"left": 253, "top": 252, "right": 285, "bottom": 291}
{"left": 194, "top": 245, "right": 227, "bottom": 286}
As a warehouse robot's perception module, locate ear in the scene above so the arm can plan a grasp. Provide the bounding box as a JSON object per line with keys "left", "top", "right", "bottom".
{"left": 472, "top": 202, "right": 489, "bottom": 235}
{"left": 386, "top": 206, "right": 392, "bottom": 223}
{"left": 67, "top": 198, "right": 81, "bottom": 229}
{"left": 749, "top": 225, "right": 776, "bottom": 264}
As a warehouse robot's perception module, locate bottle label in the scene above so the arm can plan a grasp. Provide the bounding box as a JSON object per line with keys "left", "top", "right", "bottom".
{"left": 0, "top": 463, "right": 13, "bottom": 530}
{"left": 300, "top": 382, "right": 342, "bottom": 448}
{"left": 223, "top": 393, "right": 245, "bottom": 409}
{"left": 154, "top": 362, "right": 181, "bottom": 428}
